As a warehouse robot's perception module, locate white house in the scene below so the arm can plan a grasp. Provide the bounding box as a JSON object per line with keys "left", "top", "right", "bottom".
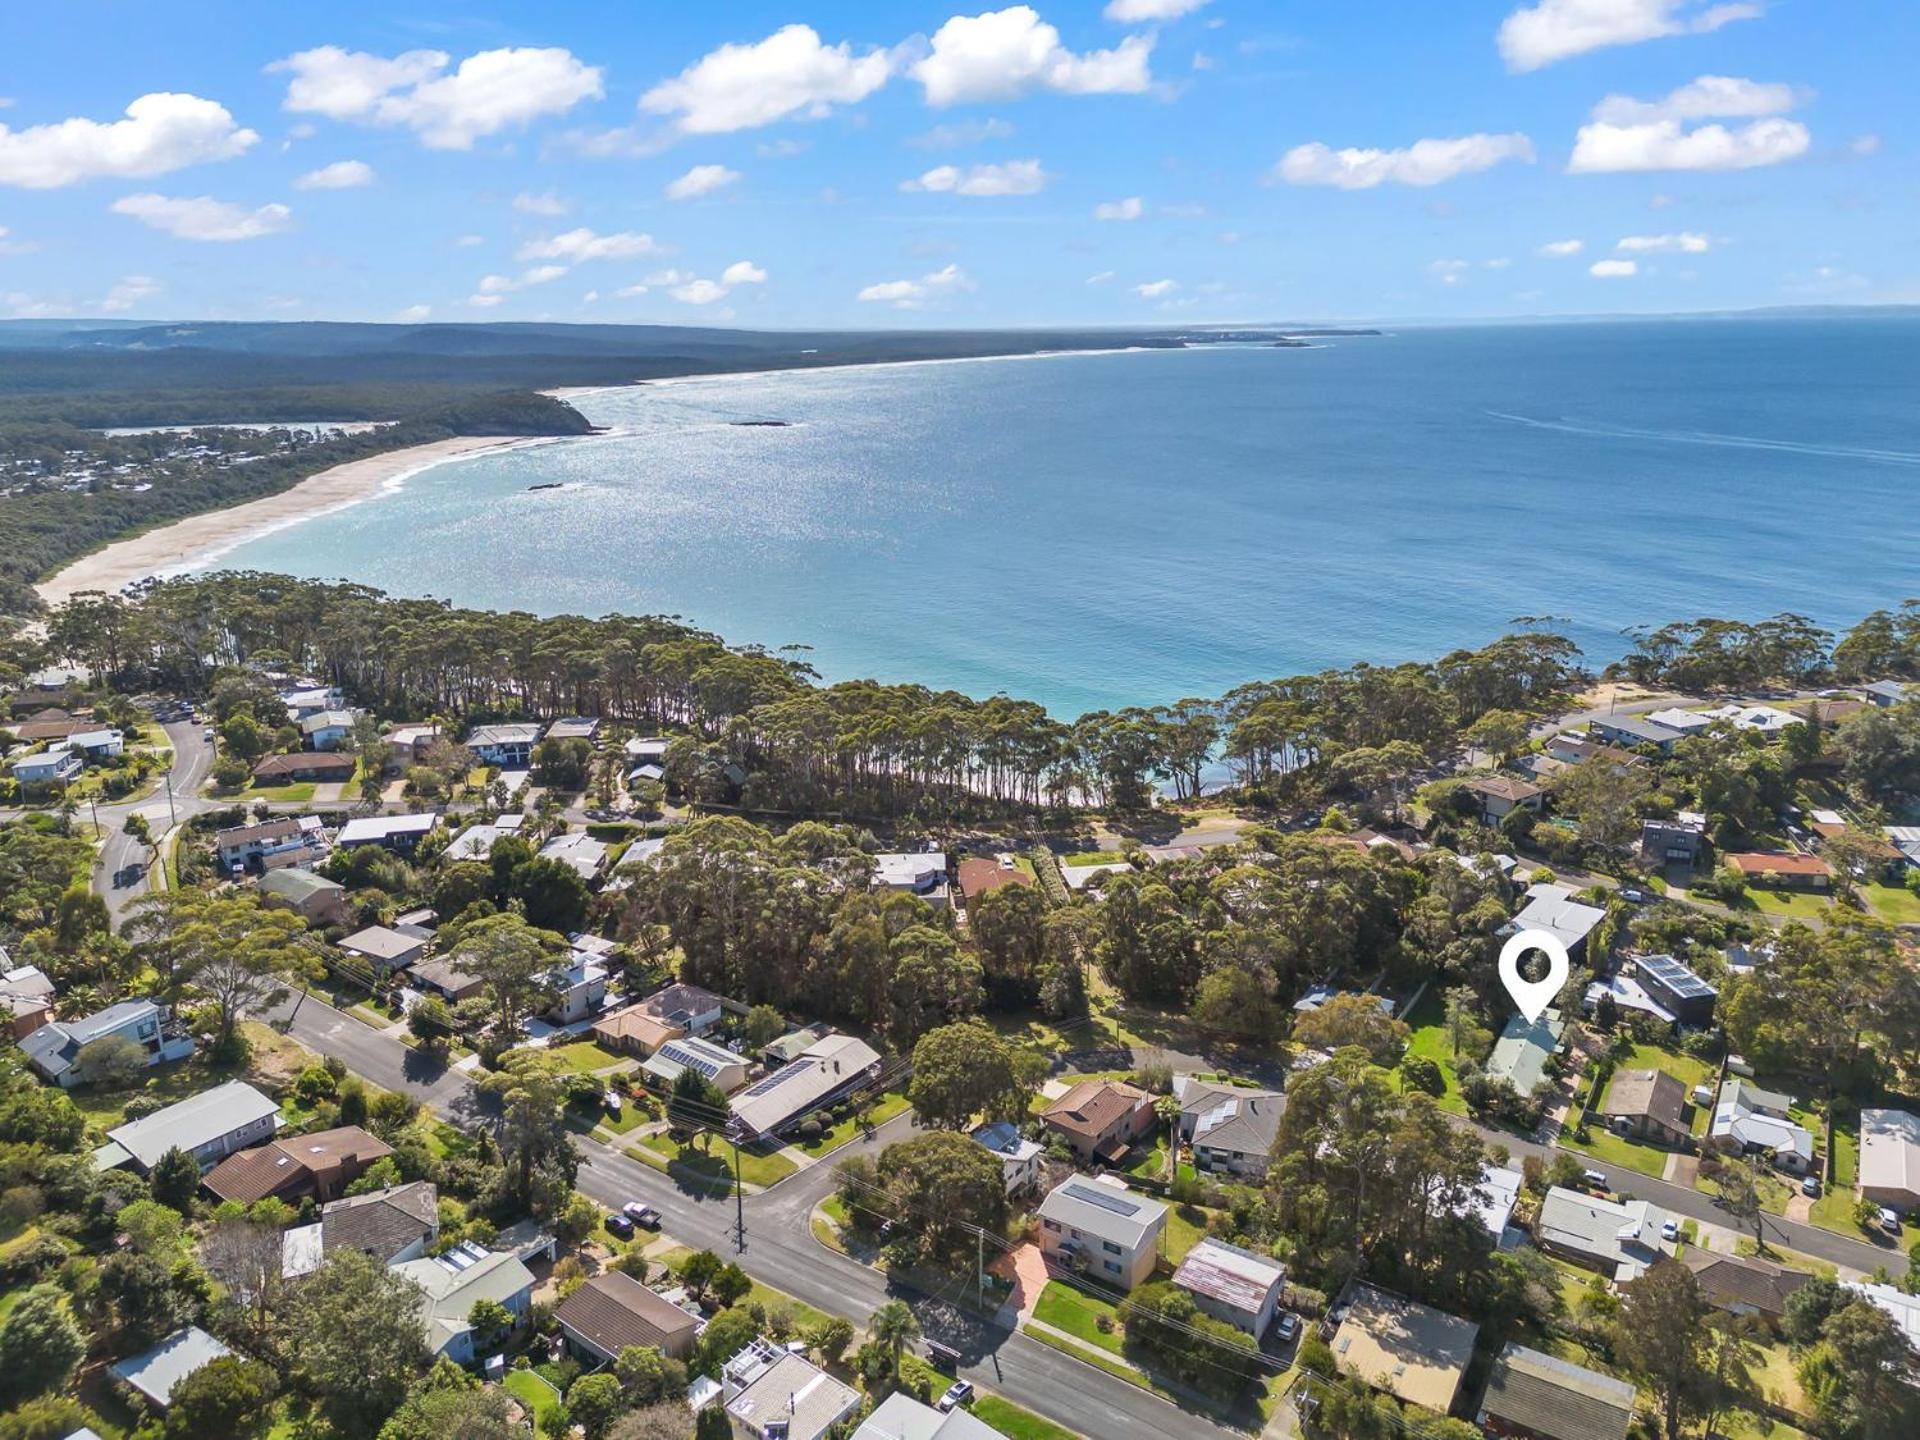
{"left": 1172, "top": 1237, "right": 1285, "bottom": 1335}
{"left": 66, "top": 728, "right": 124, "bottom": 760}
{"left": 281, "top": 686, "right": 344, "bottom": 720}
{"left": 335, "top": 813, "right": 436, "bottom": 853}
{"left": 1037, "top": 1174, "right": 1167, "bottom": 1290}
{"left": 391, "top": 1242, "right": 535, "bottom": 1364}
{"left": 723, "top": 1338, "right": 862, "bottom": 1440}
{"left": 972, "top": 1120, "right": 1044, "bottom": 1195}
{"left": 464, "top": 723, "right": 542, "bottom": 767}
{"left": 543, "top": 952, "right": 609, "bottom": 1025}
{"left": 873, "top": 851, "right": 950, "bottom": 905}
{"left": 1502, "top": 883, "right": 1607, "bottom": 963}
{"left": 20, "top": 999, "right": 195, "bottom": 1087}
{"left": 1712, "top": 1080, "right": 1814, "bottom": 1174}
{"left": 538, "top": 832, "right": 610, "bottom": 883}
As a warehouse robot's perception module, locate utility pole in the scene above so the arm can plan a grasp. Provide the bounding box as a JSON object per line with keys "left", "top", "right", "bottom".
{"left": 728, "top": 1129, "right": 747, "bottom": 1253}
{"left": 164, "top": 774, "right": 176, "bottom": 826}
{"left": 977, "top": 1225, "right": 986, "bottom": 1313}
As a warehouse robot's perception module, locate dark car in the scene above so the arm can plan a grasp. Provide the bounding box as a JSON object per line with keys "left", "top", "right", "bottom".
{"left": 604, "top": 1212, "right": 635, "bottom": 1239}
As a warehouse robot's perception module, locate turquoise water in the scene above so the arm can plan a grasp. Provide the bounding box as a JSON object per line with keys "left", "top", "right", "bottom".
{"left": 212, "top": 318, "right": 1920, "bottom": 718}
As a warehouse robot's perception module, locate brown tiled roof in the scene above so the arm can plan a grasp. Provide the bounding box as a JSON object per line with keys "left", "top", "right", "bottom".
{"left": 321, "top": 1181, "right": 439, "bottom": 1259}
{"left": 554, "top": 1272, "right": 701, "bottom": 1358}
{"left": 1043, "top": 1080, "right": 1148, "bottom": 1142}
{"left": 203, "top": 1125, "right": 392, "bottom": 1204}
{"left": 1464, "top": 775, "right": 1544, "bottom": 802}
{"left": 253, "top": 751, "right": 356, "bottom": 779}
{"left": 1726, "top": 851, "right": 1830, "bottom": 878}
{"left": 1601, "top": 1069, "right": 1688, "bottom": 1132}
{"left": 957, "top": 856, "right": 1033, "bottom": 901}
{"left": 1681, "top": 1251, "right": 1811, "bottom": 1317}
{"left": 8, "top": 719, "right": 90, "bottom": 741}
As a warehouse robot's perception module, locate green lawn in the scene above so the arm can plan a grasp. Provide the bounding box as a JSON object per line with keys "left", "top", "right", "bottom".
{"left": 1611, "top": 1043, "right": 1714, "bottom": 1092}
{"left": 245, "top": 782, "right": 317, "bottom": 802}
{"left": 632, "top": 1132, "right": 798, "bottom": 1190}
{"left": 503, "top": 1369, "right": 562, "bottom": 1435}
{"left": 1032, "top": 1282, "right": 1126, "bottom": 1355}
{"left": 1810, "top": 1115, "right": 1867, "bottom": 1235}
{"left": 1397, "top": 989, "right": 1470, "bottom": 1115}
{"left": 1863, "top": 882, "right": 1920, "bottom": 924}
{"left": 1744, "top": 887, "right": 1835, "bottom": 920}
{"left": 1164, "top": 1203, "right": 1212, "bottom": 1265}
{"left": 972, "top": 1395, "right": 1084, "bottom": 1440}
{"left": 792, "top": 1092, "right": 913, "bottom": 1158}
{"left": 1060, "top": 850, "right": 1122, "bottom": 866}
{"left": 511, "top": 1039, "right": 625, "bottom": 1073}
{"left": 1558, "top": 1121, "right": 1676, "bottom": 1178}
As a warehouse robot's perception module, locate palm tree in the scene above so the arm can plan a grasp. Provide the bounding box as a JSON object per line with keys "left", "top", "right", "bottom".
{"left": 867, "top": 1300, "right": 920, "bottom": 1384}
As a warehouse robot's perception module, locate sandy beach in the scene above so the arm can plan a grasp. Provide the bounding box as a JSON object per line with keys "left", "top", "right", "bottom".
{"left": 35, "top": 435, "right": 524, "bottom": 608}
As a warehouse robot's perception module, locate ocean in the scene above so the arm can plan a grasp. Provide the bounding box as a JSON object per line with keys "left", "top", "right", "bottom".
{"left": 209, "top": 317, "right": 1920, "bottom": 719}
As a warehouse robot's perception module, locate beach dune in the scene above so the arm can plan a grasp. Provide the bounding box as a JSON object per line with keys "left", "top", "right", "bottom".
{"left": 36, "top": 435, "right": 521, "bottom": 608}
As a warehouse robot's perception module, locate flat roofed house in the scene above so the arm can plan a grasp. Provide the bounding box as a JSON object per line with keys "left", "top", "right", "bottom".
{"left": 1041, "top": 1078, "right": 1154, "bottom": 1166}
{"left": 1535, "top": 1186, "right": 1673, "bottom": 1282}
{"left": 643, "top": 1035, "right": 751, "bottom": 1094}
{"left": 335, "top": 812, "right": 436, "bottom": 853}
{"left": 1860, "top": 1108, "right": 1920, "bottom": 1212}
{"left": 544, "top": 716, "right": 601, "bottom": 743}
{"left": 1630, "top": 953, "right": 1718, "bottom": 1027}
{"left": 971, "top": 1120, "right": 1044, "bottom": 1195}
{"left": 21, "top": 998, "right": 196, "bottom": 1088}
{"left": 103, "top": 1080, "right": 281, "bottom": 1173}
{"left": 723, "top": 1338, "right": 862, "bottom": 1440}
{"left": 204, "top": 1124, "right": 392, "bottom": 1206}
{"left": 109, "top": 1326, "right": 232, "bottom": 1412}
{"left": 1175, "top": 1077, "right": 1285, "bottom": 1179}
{"left": 1641, "top": 812, "right": 1708, "bottom": 865}
{"left": 555, "top": 1271, "right": 702, "bottom": 1363}
{"left": 729, "top": 1033, "right": 882, "bottom": 1140}
{"left": 1485, "top": 1010, "right": 1567, "bottom": 1098}
{"left": 1037, "top": 1174, "right": 1167, "bottom": 1290}
{"left": 1477, "top": 1342, "right": 1635, "bottom": 1440}
{"left": 1599, "top": 1068, "right": 1691, "bottom": 1147}
{"left": 1172, "top": 1237, "right": 1285, "bottom": 1335}
{"left": 1330, "top": 1282, "right": 1480, "bottom": 1415}
{"left": 339, "top": 925, "right": 427, "bottom": 976}
{"left": 544, "top": 952, "right": 609, "bottom": 1024}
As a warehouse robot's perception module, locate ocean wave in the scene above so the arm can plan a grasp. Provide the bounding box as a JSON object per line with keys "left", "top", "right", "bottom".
{"left": 1484, "top": 411, "right": 1920, "bottom": 466}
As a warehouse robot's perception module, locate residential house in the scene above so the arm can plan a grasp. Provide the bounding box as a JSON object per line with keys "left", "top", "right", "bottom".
{"left": 1600, "top": 1069, "right": 1691, "bottom": 1147}
{"left": 592, "top": 982, "right": 726, "bottom": 1057}
{"left": 109, "top": 1327, "right": 233, "bottom": 1413}
{"left": 544, "top": 716, "right": 601, "bottom": 744}
{"left": 1502, "top": 883, "right": 1606, "bottom": 964}
{"left": 1865, "top": 680, "right": 1911, "bottom": 707}
{"left": 280, "top": 686, "right": 343, "bottom": 720}
{"left": 1293, "top": 985, "right": 1397, "bottom": 1016}
{"left": 214, "top": 817, "right": 313, "bottom": 875}
{"left": 873, "top": 851, "right": 950, "bottom": 905}
{"left": 1641, "top": 812, "right": 1707, "bottom": 866}
{"left": 1888, "top": 826, "right": 1920, "bottom": 871}
{"left": 1463, "top": 774, "right": 1545, "bottom": 824}
{"left": 385, "top": 724, "right": 440, "bottom": 772}
{"left": 972, "top": 1120, "right": 1044, "bottom": 1196}
{"left": 764, "top": 1025, "right": 828, "bottom": 1066}
{"left": 1584, "top": 972, "right": 1678, "bottom": 1026}
{"left": 1330, "top": 1283, "right": 1479, "bottom": 1415}
{"left": 1485, "top": 1010, "right": 1567, "bottom": 1098}
{"left": 66, "top": 728, "right": 124, "bottom": 760}
{"left": 1544, "top": 733, "right": 1645, "bottom": 768}
{"left": 1535, "top": 1186, "right": 1674, "bottom": 1282}
{"left": 1061, "top": 860, "right": 1132, "bottom": 892}
{"left": 1859, "top": 1109, "right": 1920, "bottom": 1213}
{"left": 853, "top": 1394, "right": 1000, "bottom": 1440}
{"left": 408, "top": 956, "right": 484, "bottom": 1003}
{"left": 624, "top": 735, "right": 671, "bottom": 766}
{"left": 204, "top": 1125, "right": 392, "bottom": 1206}
{"left": 1695, "top": 703, "right": 1803, "bottom": 735}
{"left": 392, "top": 1242, "right": 536, "bottom": 1364}
{"left": 1037, "top": 1174, "right": 1168, "bottom": 1290}
{"left": 253, "top": 751, "right": 356, "bottom": 784}
{"left": 284, "top": 1181, "right": 440, "bottom": 1278}
{"left": 722, "top": 1338, "right": 862, "bottom": 1440}
{"left": 1630, "top": 953, "right": 1718, "bottom": 1027}
{"left": 1477, "top": 1343, "right": 1635, "bottom": 1440}
{"left": 339, "top": 925, "right": 427, "bottom": 977}
{"left": 1642, "top": 707, "right": 1718, "bottom": 738}
{"left": 643, "top": 1035, "right": 750, "bottom": 1094}
{"left": 1681, "top": 1251, "right": 1810, "bottom": 1326}
{"left": 7, "top": 748, "right": 83, "bottom": 786}
{"left": 464, "top": 723, "right": 542, "bottom": 768}
{"left": 256, "top": 868, "right": 349, "bottom": 927}
{"left": 1041, "top": 1079, "right": 1155, "bottom": 1166}
{"left": 730, "top": 1033, "right": 882, "bottom": 1140}
{"left": 544, "top": 950, "right": 609, "bottom": 1025}
{"left": 0, "top": 964, "right": 54, "bottom": 1038}
{"left": 1711, "top": 1080, "right": 1814, "bottom": 1173}
{"left": 300, "top": 709, "right": 357, "bottom": 751}
{"left": 538, "top": 831, "right": 609, "bottom": 883}
{"left": 1175, "top": 1077, "right": 1285, "bottom": 1179}
{"left": 335, "top": 813, "right": 436, "bottom": 854}
{"left": 21, "top": 999, "right": 195, "bottom": 1088}
{"left": 1726, "top": 851, "right": 1831, "bottom": 890}
{"left": 1462, "top": 1165, "right": 1523, "bottom": 1243}
{"left": 1589, "top": 715, "right": 1683, "bottom": 752}
{"left": 956, "top": 854, "right": 1033, "bottom": 911}
{"left": 102, "top": 1081, "right": 281, "bottom": 1173}
{"left": 555, "top": 1272, "right": 702, "bottom": 1364}
{"left": 443, "top": 818, "right": 525, "bottom": 862}
{"left": 1172, "top": 1237, "right": 1285, "bottom": 1335}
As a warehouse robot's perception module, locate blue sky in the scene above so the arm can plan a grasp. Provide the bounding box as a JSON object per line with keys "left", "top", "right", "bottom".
{"left": 2, "top": 0, "right": 1912, "bottom": 326}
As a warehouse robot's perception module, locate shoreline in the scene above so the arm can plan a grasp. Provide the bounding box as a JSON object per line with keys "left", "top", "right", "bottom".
{"left": 35, "top": 435, "right": 538, "bottom": 607}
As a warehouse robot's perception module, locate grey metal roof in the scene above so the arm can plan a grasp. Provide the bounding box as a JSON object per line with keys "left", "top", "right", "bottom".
{"left": 108, "top": 1326, "right": 233, "bottom": 1409}
{"left": 1479, "top": 1343, "right": 1634, "bottom": 1440}
{"left": 107, "top": 1081, "right": 280, "bottom": 1169}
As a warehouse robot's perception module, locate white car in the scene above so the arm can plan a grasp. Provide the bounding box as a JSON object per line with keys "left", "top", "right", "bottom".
{"left": 1661, "top": 1220, "right": 1680, "bottom": 1242}
{"left": 937, "top": 1380, "right": 973, "bottom": 1413}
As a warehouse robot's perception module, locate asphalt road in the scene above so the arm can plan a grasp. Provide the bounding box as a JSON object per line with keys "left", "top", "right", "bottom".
{"left": 267, "top": 990, "right": 1246, "bottom": 1440}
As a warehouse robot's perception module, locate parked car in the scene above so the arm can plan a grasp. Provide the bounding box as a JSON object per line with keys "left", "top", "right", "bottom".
{"left": 1661, "top": 1220, "right": 1680, "bottom": 1242}
{"left": 1583, "top": 1169, "right": 1610, "bottom": 1192}
{"left": 1621, "top": 888, "right": 1650, "bottom": 903}
{"left": 937, "top": 1381, "right": 974, "bottom": 1413}
{"left": 604, "top": 1212, "right": 635, "bottom": 1239}
{"left": 622, "top": 1202, "right": 661, "bottom": 1230}
{"left": 1802, "top": 1175, "right": 1822, "bottom": 1197}
{"left": 201, "top": 726, "right": 216, "bottom": 741}
{"left": 1275, "top": 1313, "right": 1300, "bottom": 1344}
{"left": 1881, "top": 1208, "right": 1903, "bottom": 1235}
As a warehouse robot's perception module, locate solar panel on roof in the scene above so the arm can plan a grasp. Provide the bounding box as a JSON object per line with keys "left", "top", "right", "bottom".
{"left": 1637, "top": 953, "right": 1717, "bottom": 999}
{"left": 1064, "top": 1182, "right": 1141, "bottom": 1216}
{"left": 740, "top": 1059, "right": 811, "bottom": 1099}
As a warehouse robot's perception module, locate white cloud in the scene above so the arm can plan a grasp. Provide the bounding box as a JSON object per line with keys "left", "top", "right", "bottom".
{"left": 1427, "top": 259, "right": 1471, "bottom": 285}
{"left": 1569, "top": 116, "right": 1808, "bottom": 172}
{"left": 721, "top": 260, "right": 767, "bottom": 284}
{"left": 1105, "top": 0, "right": 1208, "bottom": 19}
{"left": 1133, "top": 278, "right": 1178, "bottom": 297}
{"left": 1537, "top": 238, "right": 1585, "bottom": 257}
{"left": 517, "top": 228, "right": 661, "bottom": 263}
{"left": 1593, "top": 75, "right": 1801, "bottom": 126}
{"left": 1497, "top": 0, "right": 1763, "bottom": 73}
{"left": 468, "top": 294, "right": 504, "bottom": 308}
{"left": 912, "top": 7, "right": 1154, "bottom": 107}
{"left": 110, "top": 192, "right": 292, "bottom": 241}
{"left": 1589, "top": 258, "right": 1638, "bottom": 277}
{"left": 757, "top": 137, "right": 810, "bottom": 158}
{"left": 513, "top": 190, "right": 569, "bottom": 216}
{"left": 294, "top": 159, "right": 373, "bottom": 190}
{"left": 1851, "top": 134, "right": 1881, "bottom": 156}
{"left": 394, "top": 304, "right": 432, "bottom": 322}
{"left": 902, "top": 159, "right": 1049, "bottom": 196}
{"left": 644, "top": 268, "right": 693, "bottom": 286}
{"left": 671, "top": 278, "right": 729, "bottom": 305}
{"left": 856, "top": 262, "right": 971, "bottom": 308}
{"left": 0, "top": 93, "right": 256, "bottom": 189}
{"left": 907, "top": 117, "right": 1016, "bottom": 149}
{"left": 664, "top": 163, "right": 741, "bottom": 200}
{"left": 272, "top": 45, "right": 604, "bottom": 150}
{"left": 470, "top": 265, "right": 569, "bottom": 304}
{"left": 455, "top": 233, "right": 484, "bottom": 247}
{"left": 641, "top": 24, "right": 891, "bottom": 134}
{"left": 1086, "top": 269, "right": 1116, "bottom": 284}
{"left": 1274, "top": 133, "right": 1534, "bottom": 188}
{"left": 1094, "top": 195, "right": 1144, "bottom": 221}
{"left": 1616, "top": 231, "right": 1710, "bottom": 253}
{"left": 615, "top": 283, "right": 650, "bottom": 299}
{"left": 99, "top": 275, "right": 160, "bottom": 312}
{"left": 1484, "top": 256, "right": 1512, "bottom": 270}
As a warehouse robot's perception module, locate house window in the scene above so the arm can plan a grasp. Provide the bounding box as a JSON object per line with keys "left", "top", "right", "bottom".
{"left": 1042, "top": 1219, "right": 1060, "bottom": 1233}
{"left": 1103, "top": 1260, "right": 1121, "bottom": 1275}
{"left": 1102, "top": 1240, "right": 1122, "bottom": 1256}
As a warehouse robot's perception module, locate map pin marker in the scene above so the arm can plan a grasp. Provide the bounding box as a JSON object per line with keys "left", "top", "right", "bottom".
{"left": 1498, "top": 928, "right": 1571, "bottom": 1024}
